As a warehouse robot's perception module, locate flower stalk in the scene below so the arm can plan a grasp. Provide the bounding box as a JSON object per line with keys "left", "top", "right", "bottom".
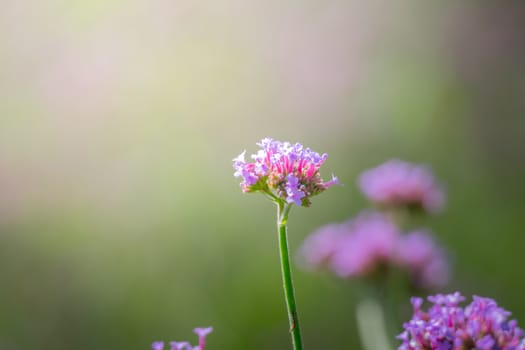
{"left": 356, "top": 298, "right": 392, "bottom": 350}
{"left": 277, "top": 201, "right": 303, "bottom": 350}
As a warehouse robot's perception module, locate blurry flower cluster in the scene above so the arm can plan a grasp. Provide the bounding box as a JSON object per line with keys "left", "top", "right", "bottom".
{"left": 299, "top": 211, "right": 449, "bottom": 289}
{"left": 233, "top": 138, "right": 338, "bottom": 206}
{"left": 398, "top": 292, "right": 525, "bottom": 350}
{"left": 152, "top": 327, "right": 213, "bottom": 350}
{"left": 298, "top": 159, "right": 450, "bottom": 290}
{"left": 359, "top": 159, "right": 445, "bottom": 214}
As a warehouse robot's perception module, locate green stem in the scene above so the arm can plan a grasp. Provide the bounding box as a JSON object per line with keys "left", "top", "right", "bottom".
{"left": 356, "top": 298, "right": 393, "bottom": 350}
{"left": 276, "top": 201, "right": 304, "bottom": 350}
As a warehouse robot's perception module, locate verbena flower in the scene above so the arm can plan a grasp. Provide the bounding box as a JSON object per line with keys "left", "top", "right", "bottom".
{"left": 298, "top": 212, "right": 450, "bottom": 288}
{"left": 299, "top": 211, "right": 398, "bottom": 277}
{"left": 330, "top": 212, "right": 399, "bottom": 277}
{"left": 395, "top": 231, "right": 450, "bottom": 289}
{"left": 194, "top": 327, "right": 213, "bottom": 350}
{"left": 233, "top": 138, "right": 339, "bottom": 207}
{"left": 398, "top": 293, "right": 525, "bottom": 350}
{"left": 152, "top": 327, "right": 213, "bottom": 350}
{"left": 358, "top": 159, "right": 445, "bottom": 214}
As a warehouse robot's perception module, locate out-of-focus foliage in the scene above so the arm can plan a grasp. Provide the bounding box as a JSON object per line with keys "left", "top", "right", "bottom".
{"left": 1, "top": 0, "right": 524, "bottom": 349}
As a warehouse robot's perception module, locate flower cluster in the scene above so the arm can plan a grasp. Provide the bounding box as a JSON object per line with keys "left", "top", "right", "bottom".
{"left": 358, "top": 159, "right": 445, "bottom": 214}
{"left": 329, "top": 212, "right": 399, "bottom": 278}
{"left": 298, "top": 212, "right": 449, "bottom": 289}
{"left": 152, "top": 327, "right": 213, "bottom": 350}
{"left": 398, "top": 293, "right": 525, "bottom": 350}
{"left": 233, "top": 138, "right": 339, "bottom": 206}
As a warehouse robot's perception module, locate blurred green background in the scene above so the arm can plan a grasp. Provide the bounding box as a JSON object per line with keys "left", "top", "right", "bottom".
{"left": 1, "top": 0, "right": 525, "bottom": 349}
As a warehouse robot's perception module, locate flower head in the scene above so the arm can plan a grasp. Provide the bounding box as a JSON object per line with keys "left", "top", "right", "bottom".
{"left": 398, "top": 293, "right": 525, "bottom": 350}
{"left": 233, "top": 138, "right": 339, "bottom": 206}
{"left": 358, "top": 159, "right": 445, "bottom": 214}
{"left": 299, "top": 211, "right": 400, "bottom": 277}
{"left": 298, "top": 212, "right": 451, "bottom": 289}
{"left": 330, "top": 212, "right": 400, "bottom": 277}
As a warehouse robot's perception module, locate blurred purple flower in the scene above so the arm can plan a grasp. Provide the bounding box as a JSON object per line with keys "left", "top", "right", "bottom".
{"left": 233, "top": 138, "right": 339, "bottom": 207}
{"left": 170, "top": 341, "right": 190, "bottom": 350}
{"left": 152, "top": 341, "right": 164, "bottom": 350}
{"left": 395, "top": 231, "right": 450, "bottom": 289}
{"left": 299, "top": 212, "right": 451, "bottom": 289}
{"left": 154, "top": 327, "right": 213, "bottom": 350}
{"left": 194, "top": 327, "right": 213, "bottom": 350}
{"left": 299, "top": 211, "right": 399, "bottom": 277}
{"left": 398, "top": 292, "right": 525, "bottom": 350}
{"left": 297, "top": 223, "right": 348, "bottom": 270}
{"left": 330, "top": 212, "right": 399, "bottom": 277}
{"left": 358, "top": 159, "right": 445, "bottom": 214}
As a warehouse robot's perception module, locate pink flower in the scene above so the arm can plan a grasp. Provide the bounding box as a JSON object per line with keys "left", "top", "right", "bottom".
{"left": 233, "top": 138, "right": 339, "bottom": 207}
{"left": 358, "top": 159, "right": 445, "bottom": 213}
{"left": 194, "top": 327, "right": 213, "bottom": 350}
{"left": 299, "top": 213, "right": 451, "bottom": 289}
{"left": 330, "top": 212, "right": 399, "bottom": 277}
{"left": 154, "top": 326, "right": 213, "bottom": 350}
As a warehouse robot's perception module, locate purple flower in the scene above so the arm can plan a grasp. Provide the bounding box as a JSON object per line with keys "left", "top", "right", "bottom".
{"left": 170, "top": 341, "right": 190, "bottom": 350}
{"left": 299, "top": 212, "right": 451, "bottom": 289}
{"left": 155, "top": 326, "right": 213, "bottom": 350}
{"left": 398, "top": 292, "right": 525, "bottom": 350}
{"left": 476, "top": 335, "right": 495, "bottom": 350}
{"left": 330, "top": 212, "right": 399, "bottom": 277}
{"left": 233, "top": 138, "right": 339, "bottom": 207}
{"left": 395, "top": 231, "right": 450, "bottom": 289}
{"left": 285, "top": 174, "right": 306, "bottom": 206}
{"left": 194, "top": 327, "right": 213, "bottom": 350}
{"left": 358, "top": 159, "right": 445, "bottom": 214}
{"left": 152, "top": 341, "right": 164, "bottom": 350}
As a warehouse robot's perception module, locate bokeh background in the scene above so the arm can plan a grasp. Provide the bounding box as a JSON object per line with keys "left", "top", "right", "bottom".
{"left": 1, "top": 0, "right": 525, "bottom": 349}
